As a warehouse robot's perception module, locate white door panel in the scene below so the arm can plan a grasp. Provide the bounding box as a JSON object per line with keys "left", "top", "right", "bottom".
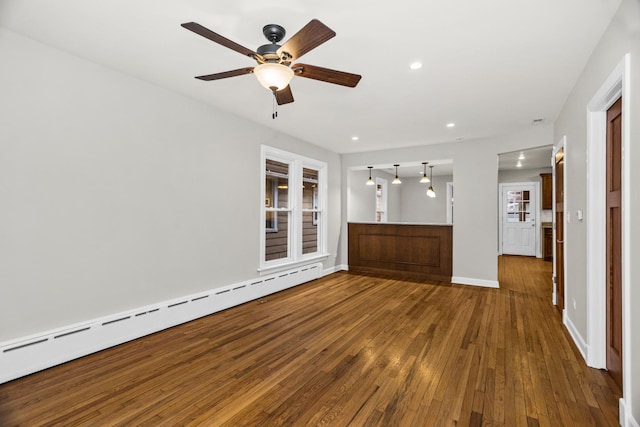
{"left": 502, "top": 184, "right": 536, "bottom": 256}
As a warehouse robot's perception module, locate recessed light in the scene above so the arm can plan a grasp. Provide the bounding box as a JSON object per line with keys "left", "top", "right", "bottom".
{"left": 516, "top": 161, "right": 522, "bottom": 168}
{"left": 351, "top": 136, "right": 359, "bottom": 141}
{"left": 518, "top": 153, "right": 525, "bottom": 160}
{"left": 446, "top": 123, "right": 455, "bottom": 128}
{"left": 410, "top": 62, "right": 422, "bottom": 70}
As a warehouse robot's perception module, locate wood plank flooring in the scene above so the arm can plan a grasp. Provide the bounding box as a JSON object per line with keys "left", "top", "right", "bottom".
{"left": 0, "top": 256, "right": 621, "bottom": 426}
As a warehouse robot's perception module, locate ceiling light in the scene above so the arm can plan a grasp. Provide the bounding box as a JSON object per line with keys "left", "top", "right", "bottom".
{"left": 426, "top": 166, "right": 436, "bottom": 198}
{"left": 518, "top": 152, "right": 525, "bottom": 160}
{"left": 253, "top": 63, "right": 294, "bottom": 91}
{"left": 392, "top": 164, "right": 401, "bottom": 184}
{"left": 420, "top": 162, "right": 430, "bottom": 183}
{"left": 410, "top": 62, "right": 422, "bottom": 70}
{"left": 516, "top": 161, "right": 522, "bottom": 168}
{"left": 366, "top": 166, "right": 375, "bottom": 186}
{"left": 352, "top": 136, "right": 359, "bottom": 141}
{"left": 446, "top": 123, "right": 455, "bottom": 128}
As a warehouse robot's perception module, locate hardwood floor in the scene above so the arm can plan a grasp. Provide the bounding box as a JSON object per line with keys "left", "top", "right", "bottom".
{"left": 0, "top": 256, "right": 621, "bottom": 426}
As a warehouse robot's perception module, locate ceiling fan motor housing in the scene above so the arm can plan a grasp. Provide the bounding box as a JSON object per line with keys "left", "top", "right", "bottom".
{"left": 258, "top": 24, "right": 286, "bottom": 61}
{"left": 262, "top": 24, "right": 286, "bottom": 43}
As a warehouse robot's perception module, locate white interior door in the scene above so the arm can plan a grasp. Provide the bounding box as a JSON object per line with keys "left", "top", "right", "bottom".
{"left": 502, "top": 184, "right": 536, "bottom": 256}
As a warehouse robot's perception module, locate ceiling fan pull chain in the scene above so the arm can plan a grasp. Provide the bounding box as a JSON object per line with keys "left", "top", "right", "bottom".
{"left": 272, "top": 92, "right": 278, "bottom": 119}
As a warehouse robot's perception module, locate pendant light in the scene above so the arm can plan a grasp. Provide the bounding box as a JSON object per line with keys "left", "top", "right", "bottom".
{"left": 426, "top": 166, "right": 436, "bottom": 198}
{"left": 392, "top": 164, "right": 401, "bottom": 184}
{"left": 419, "top": 162, "right": 430, "bottom": 183}
{"left": 366, "top": 166, "right": 375, "bottom": 186}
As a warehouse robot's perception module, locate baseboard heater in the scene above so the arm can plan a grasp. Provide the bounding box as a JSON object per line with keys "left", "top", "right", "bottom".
{"left": 0, "top": 263, "right": 323, "bottom": 384}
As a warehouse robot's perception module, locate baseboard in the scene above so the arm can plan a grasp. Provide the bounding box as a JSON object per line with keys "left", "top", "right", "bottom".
{"left": 563, "top": 311, "right": 588, "bottom": 362}
{"left": 620, "top": 397, "right": 640, "bottom": 427}
{"left": 0, "top": 262, "right": 323, "bottom": 385}
{"left": 322, "top": 264, "right": 349, "bottom": 276}
{"left": 451, "top": 276, "right": 500, "bottom": 288}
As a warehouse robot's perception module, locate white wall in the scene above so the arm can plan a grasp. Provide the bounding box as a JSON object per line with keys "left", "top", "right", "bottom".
{"left": 399, "top": 175, "right": 452, "bottom": 224}
{"left": 0, "top": 29, "right": 342, "bottom": 342}
{"left": 552, "top": 0, "right": 639, "bottom": 422}
{"left": 341, "top": 125, "right": 553, "bottom": 286}
{"left": 348, "top": 169, "right": 450, "bottom": 224}
{"left": 498, "top": 167, "right": 552, "bottom": 184}
{"left": 347, "top": 169, "right": 400, "bottom": 222}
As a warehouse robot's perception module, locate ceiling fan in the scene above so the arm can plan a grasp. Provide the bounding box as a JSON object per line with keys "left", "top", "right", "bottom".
{"left": 181, "top": 19, "right": 362, "bottom": 107}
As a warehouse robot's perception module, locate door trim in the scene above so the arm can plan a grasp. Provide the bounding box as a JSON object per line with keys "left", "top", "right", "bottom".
{"left": 586, "top": 55, "right": 630, "bottom": 379}
{"left": 498, "top": 181, "right": 540, "bottom": 257}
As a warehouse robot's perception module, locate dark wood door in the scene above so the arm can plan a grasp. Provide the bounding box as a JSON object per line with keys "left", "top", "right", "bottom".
{"left": 554, "top": 149, "right": 564, "bottom": 314}
{"left": 606, "top": 97, "right": 623, "bottom": 390}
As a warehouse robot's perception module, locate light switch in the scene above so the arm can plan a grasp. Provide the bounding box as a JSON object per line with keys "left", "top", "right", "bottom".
{"left": 577, "top": 209, "right": 584, "bottom": 221}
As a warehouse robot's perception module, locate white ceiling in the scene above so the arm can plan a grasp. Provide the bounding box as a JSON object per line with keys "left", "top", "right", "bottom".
{"left": 0, "top": 0, "right": 621, "bottom": 154}
{"left": 498, "top": 145, "right": 553, "bottom": 171}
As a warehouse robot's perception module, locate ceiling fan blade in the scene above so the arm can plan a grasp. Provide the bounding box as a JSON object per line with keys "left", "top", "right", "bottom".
{"left": 275, "top": 85, "right": 295, "bottom": 105}
{"left": 181, "top": 22, "right": 257, "bottom": 58}
{"left": 292, "top": 64, "right": 362, "bottom": 87}
{"left": 195, "top": 67, "right": 254, "bottom": 81}
{"left": 277, "top": 19, "right": 336, "bottom": 61}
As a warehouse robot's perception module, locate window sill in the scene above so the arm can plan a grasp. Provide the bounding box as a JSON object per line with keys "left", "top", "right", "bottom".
{"left": 257, "top": 253, "right": 330, "bottom": 275}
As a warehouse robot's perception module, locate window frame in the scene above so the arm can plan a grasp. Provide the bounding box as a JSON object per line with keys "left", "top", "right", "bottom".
{"left": 259, "top": 145, "right": 328, "bottom": 273}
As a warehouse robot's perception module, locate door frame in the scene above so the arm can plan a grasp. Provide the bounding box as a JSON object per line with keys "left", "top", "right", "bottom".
{"left": 446, "top": 182, "right": 454, "bottom": 224}
{"left": 498, "top": 181, "right": 540, "bottom": 257}
{"left": 585, "top": 53, "right": 630, "bottom": 388}
{"left": 552, "top": 139, "right": 566, "bottom": 308}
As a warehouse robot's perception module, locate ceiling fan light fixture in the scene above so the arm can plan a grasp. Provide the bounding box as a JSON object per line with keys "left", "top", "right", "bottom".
{"left": 254, "top": 63, "right": 294, "bottom": 91}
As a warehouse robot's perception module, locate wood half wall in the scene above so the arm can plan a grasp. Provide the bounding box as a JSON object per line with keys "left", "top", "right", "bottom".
{"left": 348, "top": 222, "right": 452, "bottom": 282}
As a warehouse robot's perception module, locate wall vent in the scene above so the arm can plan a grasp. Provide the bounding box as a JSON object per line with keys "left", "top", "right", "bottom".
{"left": 54, "top": 327, "right": 91, "bottom": 340}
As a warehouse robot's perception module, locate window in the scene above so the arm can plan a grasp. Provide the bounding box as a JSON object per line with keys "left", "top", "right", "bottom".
{"left": 375, "top": 177, "right": 388, "bottom": 222}
{"left": 260, "top": 146, "right": 328, "bottom": 272}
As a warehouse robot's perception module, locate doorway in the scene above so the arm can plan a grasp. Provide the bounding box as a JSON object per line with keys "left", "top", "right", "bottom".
{"left": 500, "top": 183, "right": 537, "bottom": 256}
{"left": 585, "top": 55, "right": 629, "bottom": 391}
{"left": 375, "top": 177, "right": 388, "bottom": 223}
{"left": 606, "top": 97, "right": 623, "bottom": 389}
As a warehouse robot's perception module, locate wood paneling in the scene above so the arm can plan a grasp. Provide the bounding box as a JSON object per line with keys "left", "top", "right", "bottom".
{"left": 348, "top": 222, "right": 452, "bottom": 282}
{"left": 0, "top": 257, "right": 620, "bottom": 425}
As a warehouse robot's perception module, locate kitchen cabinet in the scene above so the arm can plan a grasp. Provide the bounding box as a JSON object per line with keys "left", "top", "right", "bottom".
{"left": 542, "top": 225, "right": 553, "bottom": 261}
{"left": 540, "top": 173, "right": 552, "bottom": 210}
